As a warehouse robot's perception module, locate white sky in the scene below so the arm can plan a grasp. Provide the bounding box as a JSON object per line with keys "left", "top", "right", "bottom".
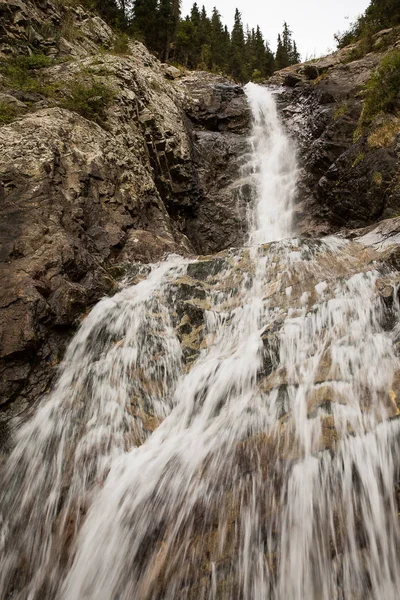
{"left": 181, "top": 0, "right": 371, "bottom": 59}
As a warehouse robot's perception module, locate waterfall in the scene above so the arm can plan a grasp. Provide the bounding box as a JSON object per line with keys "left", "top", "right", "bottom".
{"left": 244, "top": 82, "right": 297, "bottom": 244}
{"left": 1, "top": 85, "right": 400, "bottom": 600}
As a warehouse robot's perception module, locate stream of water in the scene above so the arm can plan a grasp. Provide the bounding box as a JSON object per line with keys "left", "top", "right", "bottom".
{"left": 1, "top": 83, "right": 400, "bottom": 600}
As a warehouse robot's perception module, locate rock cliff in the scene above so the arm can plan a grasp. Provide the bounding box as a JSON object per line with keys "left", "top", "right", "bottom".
{"left": 270, "top": 28, "right": 400, "bottom": 234}
{"left": 0, "top": 0, "right": 250, "bottom": 439}
{"left": 1, "top": 0, "right": 400, "bottom": 447}
{"left": 2, "top": 4, "right": 400, "bottom": 596}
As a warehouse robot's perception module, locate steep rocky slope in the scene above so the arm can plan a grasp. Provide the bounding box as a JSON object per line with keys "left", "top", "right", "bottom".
{"left": 270, "top": 28, "right": 400, "bottom": 234}
{"left": 0, "top": 0, "right": 250, "bottom": 439}
{"left": 2, "top": 4, "right": 400, "bottom": 596}
{"left": 1, "top": 0, "right": 400, "bottom": 446}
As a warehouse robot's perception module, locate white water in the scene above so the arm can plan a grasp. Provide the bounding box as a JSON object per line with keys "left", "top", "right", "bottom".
{"left": 1, "top": 86, "right": 400, "bottom": 600}
{"left": 245, "top": 82, "right": 297, "bottom": 244}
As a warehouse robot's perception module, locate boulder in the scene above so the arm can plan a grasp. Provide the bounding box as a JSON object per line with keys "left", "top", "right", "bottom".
{"left": 0, "top": 92, "right": 26, "bottom": 109}
{"left": 164, "top": 64, "right": 182, "bottom": 79}
{"left": 303, "top": 64, "right": 319, "bottom": 80}
{"left": 284, "top": 73, "right": 302, "bottom": 87}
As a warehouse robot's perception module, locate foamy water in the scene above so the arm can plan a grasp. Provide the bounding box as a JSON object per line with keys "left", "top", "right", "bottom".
{"left": 1, "top": 86, "right": 399, "bottom": 600}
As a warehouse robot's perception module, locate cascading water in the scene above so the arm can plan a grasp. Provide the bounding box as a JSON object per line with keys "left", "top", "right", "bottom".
{"left": 244, "top": 82, "right": 297, "bottom": 244}
{"left": 1, "top": 84, "right": 400, "bottom": 600}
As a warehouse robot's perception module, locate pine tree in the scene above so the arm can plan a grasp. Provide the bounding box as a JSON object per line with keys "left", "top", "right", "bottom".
{"left": 157, "top": 0, "right": 181, "bottom": 61}
{"left": 290, "top": 41, "right": 300, "bottom": 65}
{"left": 132, "top": 0, "right": 158, "bottom": 48}
{"left": 187, "top": 3, "right": 201, "bottom": 67}
{"left": 244, "top": 26, "right": 254, "bottom": 77}
{"left": 242, "top": 24, "right": 275, "bottom": 79}
{"left": 275, "top": 33, "right": 289, "bottom": 69}
{"left": 275, "top": 23, "right": 300, "bottom": 69}
{"left": 175, "top": 16, "right": 196, "bottom": 66}
{"left": 197, "top": 5, "right": 212, "bottom": 68}
{"left": 210, "top": 8, "right": 228, "bottom": 71}
{"left": 91, "top": 0, "right": 308, "bottom": 80}
{"left": 282, "top": 22, "right": 292, "bottom": 56}
{"left": 264, "top": 41, "right": 275, "bottom": 76}
{"left": 222, "top": 25, "right": 231, "bottom": 70}
{"left": 91, "top": 0, "right": 127, "bottom": 28}
{"left": 230, "top": 8, "right": 248, "bottom": 83}
{"left": 366, "top": 0, "right": 400, "bottom": 28}
{"left": 253, "top": 26, "right": 267, "bottom": 77}
{"left": 190, "top": 2, "right": 201, "bottom": 28}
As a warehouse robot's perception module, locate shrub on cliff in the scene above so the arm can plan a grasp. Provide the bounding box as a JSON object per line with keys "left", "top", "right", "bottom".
{"left": 361, "top": 50, "right": 400, "bottom": 125}
{"left": 60, "top": 78, "right": 115, "bottom": 127}
{"left": 336, "top": 0, "right": 400, "bottom": 47}
{"left": 0, "top": 102, "right": 20, "bottom": 125}
{"left": 112, "top": 32, "right": 131, "bottom": 54}
{"left": 0, "top": 53, "right": 54, "bottom": 92}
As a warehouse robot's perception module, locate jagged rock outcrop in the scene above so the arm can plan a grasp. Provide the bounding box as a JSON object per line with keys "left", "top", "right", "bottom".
{"left": 271, "top": 29, "right": 400, "bottom": 234}
{"left": 179, "top": 72, "right": 251, "bottom": 253}
{"left": 0, "top": 0, "right": 251, "bottom": 437}
{"left": 0, "top": 0, "right": 114, "bottom": 57}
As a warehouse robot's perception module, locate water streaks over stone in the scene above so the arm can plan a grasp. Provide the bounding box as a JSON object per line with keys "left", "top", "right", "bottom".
{"left": 1, "top": 86, "right": 400, "bottom": 600}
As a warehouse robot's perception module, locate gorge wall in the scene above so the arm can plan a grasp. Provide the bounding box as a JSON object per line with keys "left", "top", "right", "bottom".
{"left": 270, "top": 30, "right": 400, "bottom": 234}
{"left": 1, "top": 0, "right": 400, "bottom": 447}
{"left": 2, "top": 3, "right": 400, "bottom": 598}
{"left": 1, "top": 81, "right": 400, "bottom": 600}
{"left": 0, "top": 0, "right": 252, "bottom": 439}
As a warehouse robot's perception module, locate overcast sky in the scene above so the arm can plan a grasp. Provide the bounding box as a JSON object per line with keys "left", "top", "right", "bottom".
{"left": 181, "top": 0, "right": 370, "bottom": 59}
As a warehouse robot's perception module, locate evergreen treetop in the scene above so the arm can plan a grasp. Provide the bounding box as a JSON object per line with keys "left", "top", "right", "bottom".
{"left": 87, "top": 1, "right": 302, "bottom": 81}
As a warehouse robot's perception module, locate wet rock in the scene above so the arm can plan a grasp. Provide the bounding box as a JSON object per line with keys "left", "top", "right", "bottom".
{"left": 307, "top": 385, "right": 340, "bottom": 418}
{"left": 284, "top": 73, "right": 302, "bottom": 87}
{"left": 315, "top": 142, "right": 398, "bottom": 227}
{"left": 260, "top": 330, "right": 281, "bottom": 379}
{"left": 320, "top": 415, "right": 339, "bottom": 451}
{"left": 353, "top": 216, "right": 400, "bottom": 248}
{"left": 186, "top": 130, "right": 249, "bottom": 253}
{"left": 186, "top": 257, "right": 227, "bottom": 281}
{"left": 174, "top": 277, "right": 207, "bottom": 302}
{"left": 118, "top": 230, "right": 189, "bottom": 263}
{"left": 270, "top": 32, "right": 400, "bottom": 236}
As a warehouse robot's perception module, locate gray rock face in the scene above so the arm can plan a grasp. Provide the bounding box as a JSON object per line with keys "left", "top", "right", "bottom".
{"left": 0, "top": 1, "right": 252, "bottom": 431}
{"left": 179, "top": 72, "right": 251, "bottom": 254}
{"left": 186, "top": 129, "right": 248, "bottom": 253}
{"left": 0, "top": 42, "right": 201, "bottom": 417}
{"left": 182, "top": 72, "right": 250, "bottom": 133}
{"left": 0, "top": 0, "right": 114, "bottom": 58}
{"left": 271, "top": 34, "right": 400, "bottom": 235}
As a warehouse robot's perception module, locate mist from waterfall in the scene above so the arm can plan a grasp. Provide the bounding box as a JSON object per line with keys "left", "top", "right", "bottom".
{"left": 1, "top": 85, "right": 400, "bottom": 600}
